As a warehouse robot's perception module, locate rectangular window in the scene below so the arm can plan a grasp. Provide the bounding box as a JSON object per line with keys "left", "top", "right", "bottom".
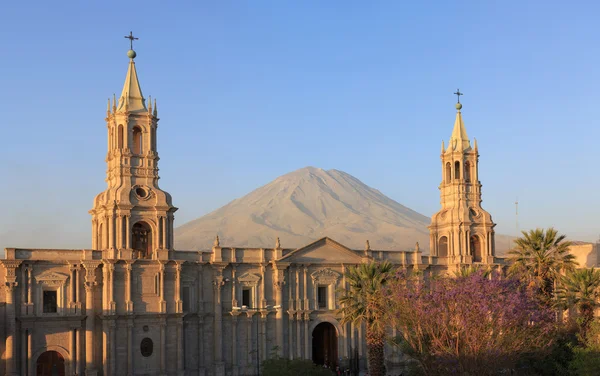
{"left": 43, "top": 290, "right": 58, "bottom": 313}
{"left": 318, "top": 286, "right": 328, "bottom": 309}
{"left": 182, "top": 286, "right": 190, "bottom": 312}
{"left": 242, "top": 288, "right": 251, "bottom": 308}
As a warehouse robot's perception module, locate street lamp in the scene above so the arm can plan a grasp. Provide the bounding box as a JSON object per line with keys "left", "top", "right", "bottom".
{"left": 232, "top": 305, "right": 281, "bottom": 376}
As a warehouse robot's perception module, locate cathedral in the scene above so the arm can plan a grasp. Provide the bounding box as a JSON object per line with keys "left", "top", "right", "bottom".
{"left": 0, "top": 44, "right": 501, "bottom": 376}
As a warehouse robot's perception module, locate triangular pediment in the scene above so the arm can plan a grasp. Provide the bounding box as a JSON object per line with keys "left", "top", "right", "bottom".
{"left": 35, "top": 271, "right": 69, "bottom": 283}
{"left": 279, "top": 237, "right": 364, "bottom": 264}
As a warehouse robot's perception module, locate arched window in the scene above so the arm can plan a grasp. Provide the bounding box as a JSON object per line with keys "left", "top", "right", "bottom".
{"left": 98, "top": 224, "right": 103, "bottom": 250}
{"left": 471, "top": 235, "right": 482, "bottom": 262}
{"left": 445, "top": 162, "right": 452, "bottom": 183}
{"left": 118, "top": 125, "right": 124, "bottom": 149}
{"left": 464, "top": 161, "right": 471, "bottom": 182}
{"left": 454, "top": 161, "right": 461, "bottom": 180}
{"left": 132, "top": 222, "right": 152, "bottom": 259}
{"left": 438, "top": 236, "right": 448, "bottom": 257}
{"left": 132, "top": 126, "right": 143, "bottom": 155}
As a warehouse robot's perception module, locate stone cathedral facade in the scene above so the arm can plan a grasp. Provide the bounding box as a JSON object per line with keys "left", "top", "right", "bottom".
{"left": 0, "top": 47, "right": 501, "bottom": 376}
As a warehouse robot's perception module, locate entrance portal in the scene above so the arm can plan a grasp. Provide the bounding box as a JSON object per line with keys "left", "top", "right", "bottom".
{"left": 36, "top": 351, "right": 65, "bottom": 376}
{"left": 312, "top": 322, "right": 338, "bottom": 369}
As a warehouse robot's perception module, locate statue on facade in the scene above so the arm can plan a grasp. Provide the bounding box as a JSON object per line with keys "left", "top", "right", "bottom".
{"left": 213, "top": 235, "right": 220, "bottom": 248}
{"left": 275, "top": 237, "right": 281, "bottom": 249}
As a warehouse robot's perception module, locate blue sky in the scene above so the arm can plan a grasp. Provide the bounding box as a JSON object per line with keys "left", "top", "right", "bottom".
{"left": 0, "top": 1, "right": 598, "bottom": 249}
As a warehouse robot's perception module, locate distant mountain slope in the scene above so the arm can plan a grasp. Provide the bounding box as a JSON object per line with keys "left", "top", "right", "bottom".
{"left": 174, "top": 166, "right": 513, "bottom": 254}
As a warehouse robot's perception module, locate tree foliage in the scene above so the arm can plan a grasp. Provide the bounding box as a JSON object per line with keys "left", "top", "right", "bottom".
{"left": 385, "top": 271, "right": 558, "bottom": 375}
{"left": 508, "top": 227, "right": 576, "bottom": 301}
{"left": 556, "top": 268, "right": 600, "bottom": 339}
{"left": 337, "top": 261, "right": 393, "bottom": 376}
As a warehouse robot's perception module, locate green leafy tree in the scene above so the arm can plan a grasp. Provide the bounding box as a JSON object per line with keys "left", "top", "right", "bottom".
{"left": 508, "top": 227, "right": 576, "bottom": 301}
{"left": 556, "top": 268, "right": 600, "bottom": 338}
{"left": 338, "top": 261, "right": 393, "bottom": 376}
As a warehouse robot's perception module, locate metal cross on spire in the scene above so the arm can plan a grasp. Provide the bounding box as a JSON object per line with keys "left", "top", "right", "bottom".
{"left": 454, "top": 89, "right": 463, "bottom": 103}
{"left": 124, "top": 31, "right": 139, "bottom": 50}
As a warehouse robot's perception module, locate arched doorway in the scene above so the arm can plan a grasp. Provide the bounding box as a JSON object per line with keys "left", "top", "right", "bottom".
{"left": 36, "top": 351, "right": 65, "bottom": 376}
{"left": 312, "top": 322, "right": 338, "bottom": 369}
{"left": 132, "top": 221, "right": 153, "bottom": 259}
{"left": 438, "top": 236, "right": 449, "bottom": 257}
{"left": 471, "top": 235, "right": 482, "bottom": 262}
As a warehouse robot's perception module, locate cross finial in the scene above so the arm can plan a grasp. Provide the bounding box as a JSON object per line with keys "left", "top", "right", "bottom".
{"left": 454, "top": 89, "right": 463, "bottom": 103}
{"left": 124, "top": 31, "right": 139, "bottom": 50}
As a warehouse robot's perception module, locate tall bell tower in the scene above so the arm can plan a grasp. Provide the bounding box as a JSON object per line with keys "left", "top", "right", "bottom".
{"left": 429, "top": 92, "right": 495, "bottom": 264}
{"left": 90, "top": 38, "right": 177, "bottom": 260}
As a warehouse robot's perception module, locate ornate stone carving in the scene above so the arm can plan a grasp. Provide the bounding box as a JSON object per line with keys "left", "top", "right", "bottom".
{"left": 311, "top": 268, "right": 341, "bottom": 285}
{"left": 35, "top": 271, "right": 69, "bottom": 286}
{"left": 237, "top": 272, "right": 261, "bottom": 287}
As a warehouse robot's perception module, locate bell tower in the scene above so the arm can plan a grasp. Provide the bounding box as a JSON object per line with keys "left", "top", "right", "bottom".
{"left": 90, "top": 41, "right": 177, "bottom": 260}
{"left": 429, "top": 92, "right": 495, "bottom": 264}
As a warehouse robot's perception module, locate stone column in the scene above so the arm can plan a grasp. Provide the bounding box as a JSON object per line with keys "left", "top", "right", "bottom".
{"left": 197, "top": 263, "right": 205, "bottom": 376}
{"left": 127, "top": 320, "right": 134, "bottom": 376}
{"left": 296, "top": 312, "right": 302, "bottom": 358}
{"left": 125, "top": 262, "right": 134, "bottom": 313}
{"left": 83, "top": 261, "right": 100, "bottom": 376}
{"left": 287, "top": 312, "right": 294, "bottom": 359}
{"left": 159, "top": 262, "right": 166, "bottom": 313}
{"left": 230, "top": 313, "right": 239, "bottom": 376}
{"left": 212, "top": 267, "right": 225, "bottom": 376}
{"left": 77, "top": 328, "right": 83, "bottom": 376}
{"left": 303, "top": 312, "right": 310, "bottom": 360}
{"left": 175, "top": 262, "right": 182, "bottom": 313}
{"left": 160, "top": 320, "right": 166, "bottom": 375}
{"left": 260, "top": 312, "right": 267, "bottom": 361}
{"left": 177, "top": 320, "right": 184, "bottom": 375}
{"left": 28, "top": 329, "right": 33, "bottom": 376}
{"left": 197, "top": 315, "right": 205, "bottom": 376}
{"left": 126, "top": 215, "right": 132, "bottom": 249}
{"left": 109, "top": 320, "right": 116, "bottom": 376}
{"left": 2, "top": 260, "right": 22, "bottom": 376}
{"left": 246, "top": 314, "right": 253, "bottom": 367}
{"left": 273, "top": 265, "right": 285, "bottom": 357}
{"left": 21, "top": 329, "right": 27, "bottom": 376}
{"left": 162, "top": 216, "right": 167, "bottom": 249}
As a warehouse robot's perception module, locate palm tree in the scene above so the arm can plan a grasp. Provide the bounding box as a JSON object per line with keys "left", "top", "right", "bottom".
{"left": 453, "top": 264, "right": 493, "bottom": 279}
{"left": 338, "top": 261, "right": 393, "bottom": 376}
{"left": 508, "top": 227, "right": 576, "bottom": 301}
{"left": 555, "top": 268, "right": 600, "bottom": 337}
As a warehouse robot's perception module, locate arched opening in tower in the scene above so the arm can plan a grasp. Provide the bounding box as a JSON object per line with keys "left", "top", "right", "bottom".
{"left": 464, "top": 161, "right": 471, "bottom": 182}
{"left": 454, "top": 161, "right": 461, "bottom": 180}
{"left": 445, "top": 162, "right": 452, "bottom": 184}
{"left": 471, "top": 235, "right": 482, "bottom": 263}
{"left": 132, "top": 222, "right": 153, "bottom": 259}
{"left": 438, "top": 236, "right": 448, "bottom": 257}
{"left": 118, "top": 124, "right": 124, "bottom": 149}
{"left": 132, "top": 126, "right": 143, "bottom": 155}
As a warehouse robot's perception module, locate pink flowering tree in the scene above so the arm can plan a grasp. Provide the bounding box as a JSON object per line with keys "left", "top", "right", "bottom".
{"left": 384, "top": 271, "right": 558, "bottom": 375}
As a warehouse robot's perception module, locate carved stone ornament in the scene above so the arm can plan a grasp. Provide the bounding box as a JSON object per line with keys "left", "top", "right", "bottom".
{"left": 237, "top": 272, "right": 261, "bottom": 287}
{"left": 311, "top": 268, "right": 341, "bottom": 285}
{"left": 35, "top": 271, "right": 69, "bottom": 286}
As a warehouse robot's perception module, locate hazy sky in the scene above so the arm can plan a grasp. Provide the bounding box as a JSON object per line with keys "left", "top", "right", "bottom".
{"left": 1, "top": 1, "right": 598, "bottom": 250}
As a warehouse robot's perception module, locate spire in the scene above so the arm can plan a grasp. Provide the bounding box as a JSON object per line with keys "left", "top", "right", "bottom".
{"left": 153, "top": 98, "right": 158, "bottom": 117}
{"left": 447, "top": 95, "right": 471, "bottom": 152}
{"left": 117, "top": 49, "right": 146, "bottom": 113}
{"left": 441, "top": 140, "right": 445, "bottom": 153}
